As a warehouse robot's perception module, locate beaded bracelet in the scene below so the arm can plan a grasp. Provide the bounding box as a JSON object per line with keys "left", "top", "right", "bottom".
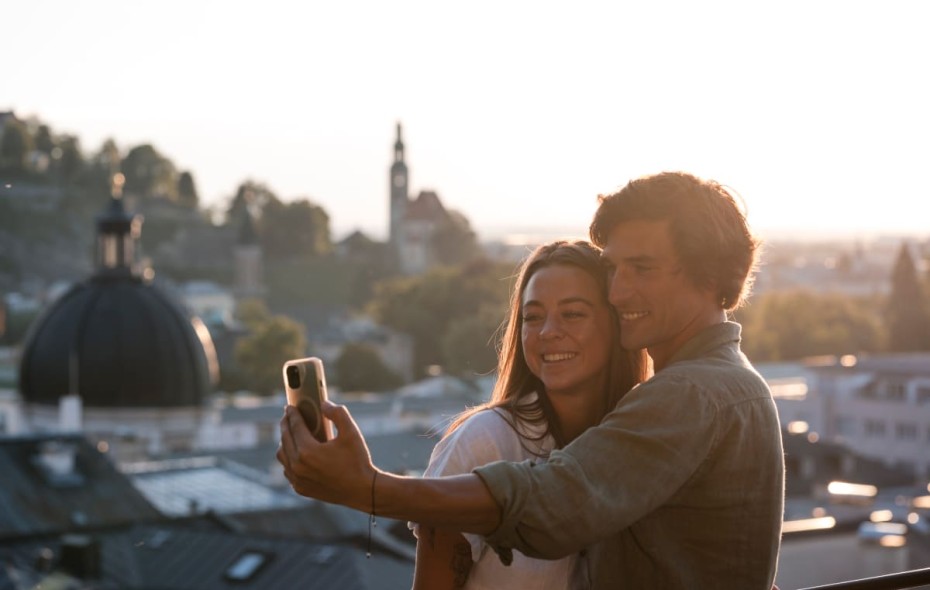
{"left": 366, "top": 470, "right": 378, "bottom": 558}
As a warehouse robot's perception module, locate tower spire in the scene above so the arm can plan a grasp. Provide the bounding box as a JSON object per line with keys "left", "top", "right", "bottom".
{"left": 389, "top": 121, "right": 409, "bottom": 245}
{"left": 394, "top": 122, "right": 404, "bottom": 162}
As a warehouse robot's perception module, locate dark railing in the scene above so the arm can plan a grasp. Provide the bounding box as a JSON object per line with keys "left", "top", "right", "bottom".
{"left": 797, "top": 566, "right": 930, "bottom": 590}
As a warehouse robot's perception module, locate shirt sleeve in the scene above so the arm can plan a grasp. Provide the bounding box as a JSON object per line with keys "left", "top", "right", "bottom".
{"left": 474, "top": 374, "right": 721, "bottom": 560}
{"left": 410, "top": 409, "right": 528, "bottom": 562}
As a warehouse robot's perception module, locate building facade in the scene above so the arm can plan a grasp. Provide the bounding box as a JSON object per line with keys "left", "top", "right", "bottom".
{"left": 770, "top": 354, "right": 930, "bottom": 480}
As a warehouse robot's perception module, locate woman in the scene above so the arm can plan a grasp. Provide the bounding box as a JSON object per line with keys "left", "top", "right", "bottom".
{"left": 411, "top": 240, "right": 650, "bottom": 590}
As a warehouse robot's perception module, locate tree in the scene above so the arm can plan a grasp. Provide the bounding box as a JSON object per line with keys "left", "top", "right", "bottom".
{"left": 369, "top": 259, "right": 512, "bottom": 376}
{"left": 441, "top": 304, "right": 503, "bottom": 377}
{"left": 121, "top": 144, "right": 178, "bottom": 200}
{"left": 0, "top": 118, "right": 32, "bottom": 176}
{"left": 337, "top": 231, "right": 401, "bottom": 307}
{"left": 734, "top": 290, "right": 885, "bottom": 361}
{"left": 260, "top": 198, "right": 331, "bottom": 259}
{"left": 233, "top": 300, "right": 307, "bottom": 394}
{"left": 0, "top": 306, "right": 40, "bottom": 345}
{"left": 177, "top": 170, "right": 199, "bottom": 208}
{"left": 432, "top": 210, "right": 482, "bottom": 267}
{"left": 95, "top": 138, "right": 121, "bottom": 174}
{"left": 886, "top": 242, "right": 930, "bottom": 352}
{"left": 234, "top": 298, "right": 271, "bottom": 328}
{"left": 225, "top": 180, "right": 279, "bottom": 225}
{"left": 56, "top": 135, "right": 84, "bottom": 185}
{"left": 334, "top": 342, "right": 404, "bottom": 392}
{"left": 34, "top": 124, "right": 55, "bottom": 155}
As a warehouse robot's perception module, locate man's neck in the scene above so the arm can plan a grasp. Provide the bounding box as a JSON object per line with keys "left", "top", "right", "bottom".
{"left": 651, "top": 312, "right": 727, "bottom": 372}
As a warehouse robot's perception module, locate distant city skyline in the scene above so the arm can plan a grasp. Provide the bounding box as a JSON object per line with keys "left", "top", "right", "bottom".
{"left": 4, "top": 1, "right": 930, "bottom": 242}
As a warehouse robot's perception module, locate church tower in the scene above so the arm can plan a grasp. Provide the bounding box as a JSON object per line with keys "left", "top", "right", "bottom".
{"left": 233, "top": 208, "right": 265, "bottom": 301}
{"left": 389, "top": 122, "right": 408, "bottom": 246}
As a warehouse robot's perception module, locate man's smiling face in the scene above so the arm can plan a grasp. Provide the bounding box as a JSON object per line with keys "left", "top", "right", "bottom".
{"left": 602, "top": 219, "right": 721, "bottom": 370}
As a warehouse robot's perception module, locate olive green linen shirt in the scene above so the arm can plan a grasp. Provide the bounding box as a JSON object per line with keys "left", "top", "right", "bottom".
{"left": 474, "top": 322, "right": 784, "bottom": 589}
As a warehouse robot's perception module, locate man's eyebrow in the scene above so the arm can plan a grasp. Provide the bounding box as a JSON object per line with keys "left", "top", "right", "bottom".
{"left": 607, "top": 254, "right": 659, "bottom": 264}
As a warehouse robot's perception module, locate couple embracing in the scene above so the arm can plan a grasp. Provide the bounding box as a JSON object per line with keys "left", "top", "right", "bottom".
{"left": 279, "top": 171, "right": 785, "bottom": 590}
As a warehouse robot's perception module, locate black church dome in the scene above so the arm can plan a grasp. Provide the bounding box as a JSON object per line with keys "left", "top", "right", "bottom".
{"left": 18, "top": 188, "right": 218, "bottom": 408}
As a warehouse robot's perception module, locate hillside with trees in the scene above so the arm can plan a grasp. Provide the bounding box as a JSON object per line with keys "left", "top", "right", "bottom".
{"left": 3, "top": 110, "right": 929, "bottom": 391}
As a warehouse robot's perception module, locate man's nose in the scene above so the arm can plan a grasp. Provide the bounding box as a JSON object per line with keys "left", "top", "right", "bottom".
{"left": 608, "top": 272, "right": 631, "bottom": 307}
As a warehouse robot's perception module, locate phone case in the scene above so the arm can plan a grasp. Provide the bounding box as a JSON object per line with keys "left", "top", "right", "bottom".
{"left": 283, "top": 357, "right": 332, "bottom": 442}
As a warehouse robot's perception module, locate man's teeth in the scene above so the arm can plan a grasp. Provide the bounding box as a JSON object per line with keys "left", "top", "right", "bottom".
{"left": 621, "top": 311, "right": 648, "bottom": 320}
{"left": 543, "top": 353, "right": 576, "bottom": 362}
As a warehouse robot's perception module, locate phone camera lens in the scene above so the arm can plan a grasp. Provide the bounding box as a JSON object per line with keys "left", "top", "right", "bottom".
{"left": 286, "top": 365, "right": 301, "bottom": 389}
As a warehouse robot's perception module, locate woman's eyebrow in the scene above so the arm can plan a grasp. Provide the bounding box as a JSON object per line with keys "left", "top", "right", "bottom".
{"left": 558, "top": 296, "right": 595, "bottom": 307}
{"left": 522, "top": 296, "right": 594, "bottom": 309}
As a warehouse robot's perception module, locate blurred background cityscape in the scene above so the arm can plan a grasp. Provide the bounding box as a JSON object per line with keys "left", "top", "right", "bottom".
{"left": 3, "top": 1, "right": 930, "bottom": 588}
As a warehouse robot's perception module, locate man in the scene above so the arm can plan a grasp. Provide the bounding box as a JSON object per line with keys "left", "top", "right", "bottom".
{"left": 278, "top": 171, "right": 785, "bottom": 589}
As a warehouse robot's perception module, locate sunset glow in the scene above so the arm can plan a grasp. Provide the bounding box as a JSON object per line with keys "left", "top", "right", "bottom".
{"left": 4, "top": 1, "right": 930, "bottom": 241}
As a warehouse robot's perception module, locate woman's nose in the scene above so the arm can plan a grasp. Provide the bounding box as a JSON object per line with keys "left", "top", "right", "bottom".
{"left": 539, "top": 316, "right": 563, "bottom": 339}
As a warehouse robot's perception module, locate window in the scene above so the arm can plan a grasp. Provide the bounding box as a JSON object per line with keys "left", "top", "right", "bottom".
{"left": 834, "top": 416, "right": 857, "bottom": 436}
{"left": 225, "top": 551, "right": 272, "bottom": 582}
{"left": 896, "top": 422, "right": 918, "bottom": 441}
{"left": 917, "top": 387, "right": 930, "bottom": 405}
{"left": 884, "top": 381, "right": 907, "bottom": 402}
{"left": 864, "top": 419, "right": 886, "bottom": 438}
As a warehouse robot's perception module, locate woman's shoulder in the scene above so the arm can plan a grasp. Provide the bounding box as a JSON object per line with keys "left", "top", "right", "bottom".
{"left": 424, "top": 407, "right": 525, "bottom": 477}
{"left": 448, "top": 406, "right": 520, "bottom": 443}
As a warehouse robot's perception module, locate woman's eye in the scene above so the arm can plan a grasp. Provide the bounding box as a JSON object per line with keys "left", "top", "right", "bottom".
{"left": 563, "top": 310, "right": 586, "bottom": 319}
{"left": 522, "top": 314, "right": 542, "bottom": 323}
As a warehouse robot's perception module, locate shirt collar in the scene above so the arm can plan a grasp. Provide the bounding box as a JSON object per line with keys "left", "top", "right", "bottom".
{"left": 663, "top": 321, "right": 742, "bottom": 367}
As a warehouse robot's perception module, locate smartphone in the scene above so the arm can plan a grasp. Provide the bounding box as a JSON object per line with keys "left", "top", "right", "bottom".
{"left": 283, "top": 357, "right": 333, "bottom": 442}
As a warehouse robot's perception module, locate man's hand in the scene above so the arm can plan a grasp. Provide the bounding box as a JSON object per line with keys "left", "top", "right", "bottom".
{"left": 277, "top": 401, "right": 376, "bottom": 512}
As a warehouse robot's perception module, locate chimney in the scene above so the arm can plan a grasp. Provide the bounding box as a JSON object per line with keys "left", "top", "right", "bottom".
{"left": 59, "top": 394, "right": 82, "bottom": 432}
{"left": 59, "top": 534, "right": 102, "bottom": 579}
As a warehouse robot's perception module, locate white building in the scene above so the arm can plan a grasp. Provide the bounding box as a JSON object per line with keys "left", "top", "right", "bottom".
{"left": 766, "top": 354, "right": 930, "bottom": 480}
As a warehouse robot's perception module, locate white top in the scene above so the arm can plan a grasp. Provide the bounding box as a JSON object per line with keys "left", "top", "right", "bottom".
{"left": 411, "top": 393, "right": 582, "bottom": 590}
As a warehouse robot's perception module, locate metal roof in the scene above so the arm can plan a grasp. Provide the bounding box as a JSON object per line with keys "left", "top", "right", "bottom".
{"left": 0, "top": 434, "right": 163, "bottom": 540}
{"left": 0, "top": 522, "right": 399, "bottom": 590}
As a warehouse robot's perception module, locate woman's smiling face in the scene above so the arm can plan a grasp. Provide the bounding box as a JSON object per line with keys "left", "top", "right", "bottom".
{"left": 521, "top": 264, "right": 614, "bottom": 400}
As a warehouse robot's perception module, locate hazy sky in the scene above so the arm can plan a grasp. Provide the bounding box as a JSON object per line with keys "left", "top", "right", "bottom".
{"left": 4, "top": 1, "right": 929, "bottom": 241}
